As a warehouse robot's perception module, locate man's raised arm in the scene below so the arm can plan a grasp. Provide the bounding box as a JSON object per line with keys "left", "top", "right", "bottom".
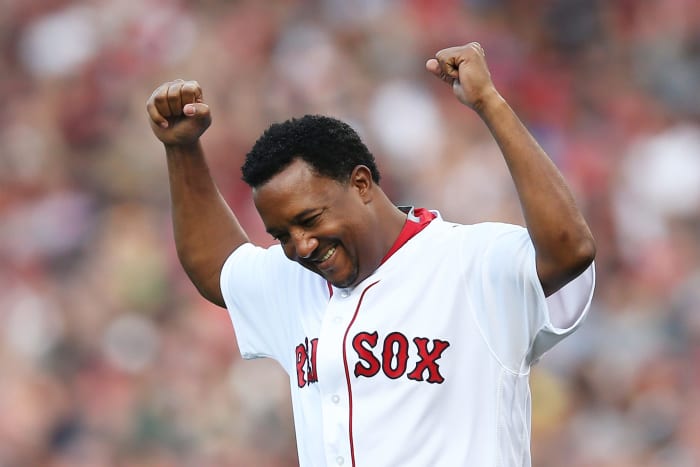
{"left": 146, "top": 79, "right": 249, "bottom": 306}
{"left": 426, "top": 43, "right": 596, "bottom": 296}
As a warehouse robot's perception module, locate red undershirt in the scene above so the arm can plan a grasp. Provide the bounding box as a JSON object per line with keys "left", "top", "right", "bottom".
{"left": 380, "top": 207, "right": 437, "bottom": 265}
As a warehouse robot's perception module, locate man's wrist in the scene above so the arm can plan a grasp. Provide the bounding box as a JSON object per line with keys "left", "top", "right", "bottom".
{"left": 473, "top": 88, "right": 505, "bottom": 116}
{"left": 164, "top": 139, "right": 202, "bottom": 156}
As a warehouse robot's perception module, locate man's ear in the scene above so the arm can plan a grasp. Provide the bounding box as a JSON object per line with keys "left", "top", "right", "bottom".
{"left": 350, "top": 165, "right": 374, "bottom": 202}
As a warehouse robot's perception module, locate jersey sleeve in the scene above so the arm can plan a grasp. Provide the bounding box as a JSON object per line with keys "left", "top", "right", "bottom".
{"left": 529, "top": 261, "right": 594, "bottom": 364}
{"left": 462, "top": 223, "right": 595, "bottom": 372}
{"left": 219, "top": 242, "right": 295, "bottom": 362}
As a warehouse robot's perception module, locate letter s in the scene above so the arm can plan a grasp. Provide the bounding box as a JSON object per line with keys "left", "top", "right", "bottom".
{"left": 353, "top": 331, "right": 381, "bottom": 378}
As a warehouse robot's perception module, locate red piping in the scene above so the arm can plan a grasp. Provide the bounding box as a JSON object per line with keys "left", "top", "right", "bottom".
{"left": 341, "top": 280, "right": 380, "bottom": 467}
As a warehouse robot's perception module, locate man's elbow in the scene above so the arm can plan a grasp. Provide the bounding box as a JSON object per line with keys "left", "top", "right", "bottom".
{"left": 573, "top": 235, "right": 596, "bottom": 270}
{"left": 540, "top": 235, "right": 596, "bottom": 296}
{"left": 177, "top": 250, "right": 227, "bottom": 308}
{"left": 559, "top": 235, "right": 596, "bottom": 281}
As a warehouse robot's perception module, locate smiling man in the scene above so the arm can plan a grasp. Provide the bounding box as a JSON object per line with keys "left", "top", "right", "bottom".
{"left": 244, "top": 118, "right": 408, "bottom": 289}
{"left": 146, "top": 42, "right": 596, "bottom": 467}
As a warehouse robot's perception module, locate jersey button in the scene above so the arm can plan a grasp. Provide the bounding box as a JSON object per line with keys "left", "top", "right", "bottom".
{"left": 331, "top": 394, "right": 340, "bottom": 404}
{"left": 339, "top": 289, "right": 350, "bottom": 298}
{"left": 336, "top": 456, "right": 344, "bottom": 465}
{"left": 333, "top": 316, "right": 342, "bottom": 324}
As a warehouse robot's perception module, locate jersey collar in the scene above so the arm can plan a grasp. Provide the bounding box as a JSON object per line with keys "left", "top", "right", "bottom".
{"left": 380, "top": 207, "right": 437, "bottom": 265}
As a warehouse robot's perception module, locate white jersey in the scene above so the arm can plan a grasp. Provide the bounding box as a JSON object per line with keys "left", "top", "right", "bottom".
{"left": 220, "top": 212, "right": 595, "bottom": 467}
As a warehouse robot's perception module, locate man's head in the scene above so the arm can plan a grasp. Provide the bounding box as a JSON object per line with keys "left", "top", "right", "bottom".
{"left": 243, "top": 115, "right": 395, "bottom": 288}
{"left": 241, "top": 115, "right": 380, "bottom": 188}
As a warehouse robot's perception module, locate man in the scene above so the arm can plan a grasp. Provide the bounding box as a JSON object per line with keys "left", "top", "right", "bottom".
{"left": 146, "top": 42, "right": 595, "bottom": 466}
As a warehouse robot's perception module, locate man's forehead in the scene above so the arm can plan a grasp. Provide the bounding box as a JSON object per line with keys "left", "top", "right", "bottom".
{"left": 254, "top": 166, "right": 339, "bottom": 219}
{"left": 261, "top": 159, "right": 334, "bottom": 192}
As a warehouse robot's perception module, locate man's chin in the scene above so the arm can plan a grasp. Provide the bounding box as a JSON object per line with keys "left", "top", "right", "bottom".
{"left": 300, "top": 260, "right": 359, "bottom": 288}
{"left": 327, "top": 268, "right": 361, "bottom": 289}
{"left": 329, "top": 277, "right": 354, "bottom": 289}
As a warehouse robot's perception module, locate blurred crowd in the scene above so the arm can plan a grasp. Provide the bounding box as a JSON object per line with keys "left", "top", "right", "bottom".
{"left": 1, "top": 0, "right": 700, "bottom": 466}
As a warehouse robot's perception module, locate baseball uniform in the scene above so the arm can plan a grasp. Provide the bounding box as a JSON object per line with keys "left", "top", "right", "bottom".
{"left": 220, "top": 207, "right": 595, "bottom": 467}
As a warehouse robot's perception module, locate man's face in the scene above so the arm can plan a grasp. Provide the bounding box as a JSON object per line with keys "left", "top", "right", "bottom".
{"left": 253, "top": 159, "right": 377, "bottom": 288}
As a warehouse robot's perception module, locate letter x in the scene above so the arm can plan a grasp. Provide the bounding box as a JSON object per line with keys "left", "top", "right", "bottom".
{"left": 407, "top": 337, "right": 450, "bottom": 383}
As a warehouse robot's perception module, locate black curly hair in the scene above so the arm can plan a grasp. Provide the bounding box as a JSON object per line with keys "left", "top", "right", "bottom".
{"left": 241, "top": 115, "right": 381, "bottom": 188}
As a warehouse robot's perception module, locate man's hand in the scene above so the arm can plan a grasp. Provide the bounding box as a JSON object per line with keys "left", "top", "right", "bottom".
{"left": 426, "top": 42, "right": 498, "bottom": 111}
{"left": 146, "top": 79, "right": 211, "bottom": 146}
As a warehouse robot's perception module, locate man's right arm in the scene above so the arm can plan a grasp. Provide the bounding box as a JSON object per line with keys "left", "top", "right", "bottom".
{"left": 146, "top": 79, "right": 249, "bottom": 307}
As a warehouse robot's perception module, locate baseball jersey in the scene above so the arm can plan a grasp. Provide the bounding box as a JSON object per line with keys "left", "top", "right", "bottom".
{"left": 220, "top": 209, "right": 595, "bottom": 467}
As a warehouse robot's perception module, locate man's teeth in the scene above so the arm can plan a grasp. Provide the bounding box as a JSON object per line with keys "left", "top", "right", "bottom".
{"left": 319, "top": 247, "right": 336, "bottom": 262}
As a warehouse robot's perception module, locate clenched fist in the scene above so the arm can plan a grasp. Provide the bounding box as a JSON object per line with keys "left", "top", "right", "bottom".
{"left": 425, "top": 42, "right": 499, "bottom": 111}
{"left": 146, "top": 79, "right": 211, "bottom": 146}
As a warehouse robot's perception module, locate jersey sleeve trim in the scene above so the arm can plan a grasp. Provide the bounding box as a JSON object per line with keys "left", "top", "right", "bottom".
{"left": 526, "top": 261, "right": 596, "bottom": 365}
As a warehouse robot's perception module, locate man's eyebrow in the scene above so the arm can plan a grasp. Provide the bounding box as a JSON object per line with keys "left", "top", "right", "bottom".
{"left": 265, "top": 208, "right": 323, "bottom": 235}
{"left": 291, "top": 208, "right": 322, "bottom": 222}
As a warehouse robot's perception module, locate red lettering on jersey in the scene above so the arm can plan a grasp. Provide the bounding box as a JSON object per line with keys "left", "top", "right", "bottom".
{"left": 352, "top": 331, "right": 450, "bottom": 383}
{"left": 295, "top": 337, "right": 319, "bottom": 388}
{"left": 353, "top": 331, "right": 381, "bottom": 377}
{"left": 382, "top": 332, "right": 409, "bottom": 379}
{"left": 295, "top": 343, "right": 307, "bottom": 388}
{"left": 407, "top": 337, "right": 450, "bottom": 383}
{"left": 307, "top": 338, "right": 319, "bottom": 383}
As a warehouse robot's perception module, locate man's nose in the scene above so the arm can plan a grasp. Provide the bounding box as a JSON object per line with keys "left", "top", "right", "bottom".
{"left": 292, "top": 230, "right": 319, "bottom": 260}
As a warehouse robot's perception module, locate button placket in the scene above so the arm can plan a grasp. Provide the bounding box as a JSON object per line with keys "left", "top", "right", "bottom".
{"left": 317, "top": 289, "right": 356, "bottom": 467}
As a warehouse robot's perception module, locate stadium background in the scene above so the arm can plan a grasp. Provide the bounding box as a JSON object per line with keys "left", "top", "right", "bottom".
{"left": 1, "top": 0, "right": 700, "bottom": 465}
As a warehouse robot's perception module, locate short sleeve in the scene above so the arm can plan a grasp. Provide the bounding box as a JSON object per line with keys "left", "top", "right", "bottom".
{"left": 219, "top": 243, "right": 294, "bottom": 361}
{"left": 529, "top": 261, "right": 595, "bottom": 364}
{"left": 463, "top": 223, "right": 595, "bottom": 372}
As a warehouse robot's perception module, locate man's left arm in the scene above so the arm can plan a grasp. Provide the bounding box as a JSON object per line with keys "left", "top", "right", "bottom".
{"left": 427, "top": 43, "right": 596, "bottom": 296}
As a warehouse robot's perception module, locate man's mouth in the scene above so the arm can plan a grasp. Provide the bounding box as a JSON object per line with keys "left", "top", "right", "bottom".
{"left": 316, "top": 246, "right": 336, "bottom": 263}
